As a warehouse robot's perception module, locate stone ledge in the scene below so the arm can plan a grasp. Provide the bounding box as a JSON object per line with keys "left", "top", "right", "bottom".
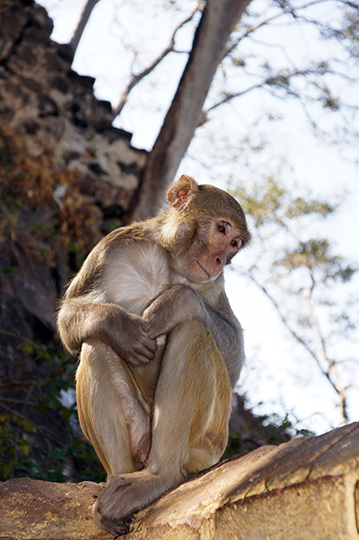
{"left": 1, "top": 423, "right": 359, "bottom": 539}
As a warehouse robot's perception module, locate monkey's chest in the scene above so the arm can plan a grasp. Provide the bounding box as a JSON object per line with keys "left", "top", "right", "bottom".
{"left": 103, "top": 242, "right": 172, "bottom": 315}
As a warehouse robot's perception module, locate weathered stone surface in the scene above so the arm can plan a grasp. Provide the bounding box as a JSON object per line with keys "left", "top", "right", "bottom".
{"left": 1, "top": 423, "right": 359, "bottom": 539}
{"left": 0, "top": 0, "right": 147, "bottom": 213}
{"left": 0, "top": 479, "right": 110, "bottom": 540}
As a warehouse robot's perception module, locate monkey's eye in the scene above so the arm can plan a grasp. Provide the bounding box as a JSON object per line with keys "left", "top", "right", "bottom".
{"left": 231, "top": 238, "right": 243, "bottom": 249}
{"left": 217, "top": 224, "right": 225, "bottom": 233}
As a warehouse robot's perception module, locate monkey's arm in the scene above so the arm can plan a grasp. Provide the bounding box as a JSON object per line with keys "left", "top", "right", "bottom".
{"left": 57, "top": 298, "right": 157, "bottom": 367}
{"left": 142, "top": 284, "right": 243, "bottom": 387}
{"left": 205, "top": 296, "right": 244, "bottom": 387}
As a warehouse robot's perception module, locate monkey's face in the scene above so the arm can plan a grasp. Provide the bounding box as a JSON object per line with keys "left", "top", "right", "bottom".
{"left": 165, "top": 176, "right": 250, "bottom": 283}
{"left": 172, "top": 216, "right": 244, "bottom": 283}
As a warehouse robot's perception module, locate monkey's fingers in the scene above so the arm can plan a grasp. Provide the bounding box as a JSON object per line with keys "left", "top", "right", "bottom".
{"left": 143, "top": 333, "right": 158, "bottom": 352}
{"left": 133, "top": 341, "right": 157, "bottom": 363}
{"left": 137, "top": 318, "right": 151, "bottom": 333}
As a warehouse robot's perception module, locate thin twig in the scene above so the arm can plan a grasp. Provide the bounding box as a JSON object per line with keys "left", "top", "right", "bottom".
{"left": 0, "top": 329, "right": 35, "bottom": 343}
{"left": 304, "top": 273, "right": 349, "bottom": 423}
{"left": 112, "top": 4, "right": 202, "bottom": 118}
{"left": 247, "top": 273, "right": 349, "bottom": 424}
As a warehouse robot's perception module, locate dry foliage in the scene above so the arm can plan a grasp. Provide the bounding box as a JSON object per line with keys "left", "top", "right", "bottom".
{"left": 0, "top": 127, "right": 102, "bottom": 271}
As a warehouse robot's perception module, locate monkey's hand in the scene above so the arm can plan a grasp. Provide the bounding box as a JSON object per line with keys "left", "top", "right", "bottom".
{"left": 58, "top": 298, "right": 157, "bottom": 366}
{"left": 143, "top": 284, "right": 207, "bottom": 339}
{"left": 102, "top": 309, "right": 158, "bottom": 367}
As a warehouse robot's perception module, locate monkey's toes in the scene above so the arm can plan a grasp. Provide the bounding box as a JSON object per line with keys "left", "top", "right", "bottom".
{"left": 112, "top": 515, "right": 135, "bottom": 537}
{"left": 93, "top": 499, "right": 134, "bottom": 536}
{"left": 104, "top": 517, "right": 129, "bottom": 537}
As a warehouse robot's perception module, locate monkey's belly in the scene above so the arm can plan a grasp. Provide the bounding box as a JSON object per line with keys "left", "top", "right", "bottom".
{"left": 102, "top": 241, "right": 172, "bottom": 315}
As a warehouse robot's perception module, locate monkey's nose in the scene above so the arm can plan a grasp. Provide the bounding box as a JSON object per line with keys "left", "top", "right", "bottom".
{"left": 216, "top": 256, "right": 227, "bottom": 269}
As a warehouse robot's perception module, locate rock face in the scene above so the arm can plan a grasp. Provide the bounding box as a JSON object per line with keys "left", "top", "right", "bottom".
{"left": 0, "top": 0, "right": 148, "bottom": 468}
{"left": 0, "top": 0, "right": 147, "bottom": 212}
{"left": 1, "top": 423, "right": 359, "bottom": 540}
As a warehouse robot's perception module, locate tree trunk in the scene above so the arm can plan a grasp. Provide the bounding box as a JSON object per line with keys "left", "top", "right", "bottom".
{"left": 70, "top": 0, "right": 101, "bottom": 57}
{"left": 133, "top": 0, "right": 251, "bottom": 219}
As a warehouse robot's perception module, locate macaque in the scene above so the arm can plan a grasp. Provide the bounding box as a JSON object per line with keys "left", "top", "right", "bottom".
{"left": 57, "top": 175, "right": 250, "bottom": 536}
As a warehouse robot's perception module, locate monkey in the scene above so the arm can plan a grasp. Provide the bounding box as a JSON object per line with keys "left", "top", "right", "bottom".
{"left": 57, "top": 174, "right": 250, "bottom": 536}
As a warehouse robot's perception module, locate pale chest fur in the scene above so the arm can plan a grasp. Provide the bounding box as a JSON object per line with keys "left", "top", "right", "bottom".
{"left": 101, "top": 241, "right": 182, "bottom": 316}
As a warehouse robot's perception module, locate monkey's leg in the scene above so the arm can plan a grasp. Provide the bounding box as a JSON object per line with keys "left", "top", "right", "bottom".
{"left": 149, "top": 320, "right": 232, "bottom": 475}
{"left": 76, "top": 341, "right": 153, "bottom": 475}
{"left": 94, "top": 321, "right": 232, "bottom": 535}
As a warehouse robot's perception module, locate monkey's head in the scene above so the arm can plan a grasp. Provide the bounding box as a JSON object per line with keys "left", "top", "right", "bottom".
{"left": 158, "top": 175, "right": 250, "bottom": 284}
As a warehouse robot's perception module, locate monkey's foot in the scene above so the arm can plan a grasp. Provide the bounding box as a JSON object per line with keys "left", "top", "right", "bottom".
{"left": 93, "top": 470, "right": 178, "bottom": 536}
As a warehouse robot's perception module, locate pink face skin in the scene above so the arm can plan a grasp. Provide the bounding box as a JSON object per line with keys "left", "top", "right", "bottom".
{"left": 186, "top": 217, "right": 244, "bottom": 283}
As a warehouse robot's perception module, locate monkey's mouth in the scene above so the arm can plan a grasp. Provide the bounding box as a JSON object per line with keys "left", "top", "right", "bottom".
{"left": 195, "top": 259, "right": 211, "bottom": 279}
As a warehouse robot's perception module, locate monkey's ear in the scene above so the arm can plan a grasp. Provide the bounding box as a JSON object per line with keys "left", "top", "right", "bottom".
{"left": 167, "top": 175, "right": 199, "bottom": 209}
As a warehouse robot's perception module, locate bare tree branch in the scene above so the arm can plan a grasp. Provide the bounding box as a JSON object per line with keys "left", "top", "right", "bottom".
{"left": 112, "top": 5, "right": 202, "bottom": 119}
{"left": 133, "top": 0, "right": 251, "bottom": 219}
{"left": 304, "top": 273, "right": 349, "bottom": 423}
{"left": 69, "top": 0, "right": 101, "bottom": 57}
{"left": 247, "top": 272, "right": 349, "bottom": 424}
{"left": 202, "top": 61, "right": 358, "bottom": 126}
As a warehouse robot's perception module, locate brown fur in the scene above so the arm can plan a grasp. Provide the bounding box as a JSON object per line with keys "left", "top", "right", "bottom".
{"left": 57, "top": 175, "right": 250, "bottom": 535}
